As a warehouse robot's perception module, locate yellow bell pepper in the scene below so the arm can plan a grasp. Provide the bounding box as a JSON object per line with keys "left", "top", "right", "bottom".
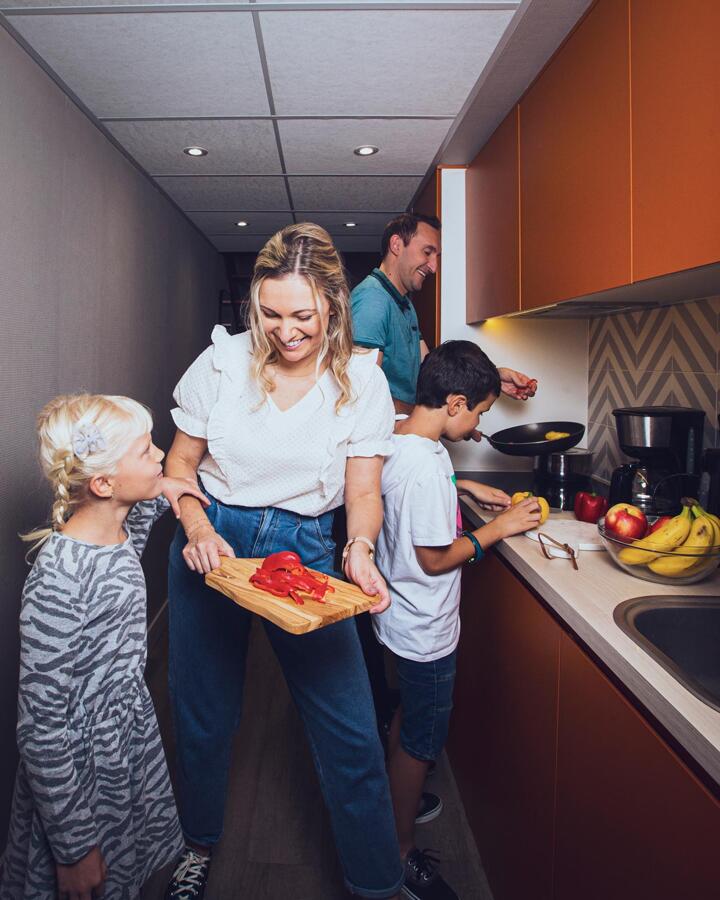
{"left": 511, "top": 491, "right": 550, "bottom": 525}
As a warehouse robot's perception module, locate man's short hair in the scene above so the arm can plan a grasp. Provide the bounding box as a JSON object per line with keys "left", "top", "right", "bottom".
{"left": 381, "top": 213, "right": 441, "bottom": 259}
{"left": 416, "top": 340, "right": 501, "bottom": 409}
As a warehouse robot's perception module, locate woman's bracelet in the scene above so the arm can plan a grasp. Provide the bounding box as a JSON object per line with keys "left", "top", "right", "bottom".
{"left": 342, "top": 536, "right": 375, "bottom": 570}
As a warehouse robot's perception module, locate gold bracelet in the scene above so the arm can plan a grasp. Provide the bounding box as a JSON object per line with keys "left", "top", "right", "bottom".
{"left": 342, "top": 536, "right": 375, "bottom": 570}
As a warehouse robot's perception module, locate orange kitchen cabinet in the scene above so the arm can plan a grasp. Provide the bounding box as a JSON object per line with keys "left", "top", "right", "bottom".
{"left": 411, "top": 169, "right": 441, "bottom": 347}
{"left": 554, "top": 632, "right": 720, "bottom": 900}
{"left": 466, "top": 109, "right": 520, "bottom": 321}
{"left": 447, "top": 551, "right": 560, "bottom": 900}
{"left": 520, "top": 0, "right": 631, "bottom": 310}
{"left": 631, "top": 0, "right": 720, "bottom": 281}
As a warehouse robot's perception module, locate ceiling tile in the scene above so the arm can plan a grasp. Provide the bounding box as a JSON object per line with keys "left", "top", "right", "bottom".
{"left": 9, "top": 12, "right": 270, "bottom": 117}
{"left": 260, "top": 10, "right": 514, "bottom": 115}
{"left": 277, "top": 118, "right": 451, "bottom": 174}
{"left": 103, "top": 120, "right": 281, "bottom": 175}
{"left": 186, "top": 210, "right": 293, "bottom": 234}
{"left": 212, "top": 235, "right": 275, "bottom": 253}
{"left": 156, "top": 176, "right": 290, "bottom": 210}
{"left": 295, "top": 212, "right": 398, "bottom": 234}
{"left": 288, "top": 176, "right": 421, "bottom": 211}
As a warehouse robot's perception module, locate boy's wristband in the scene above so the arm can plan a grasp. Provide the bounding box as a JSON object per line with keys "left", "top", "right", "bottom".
{"left": 461, "top": 530, "right": 484, "bottom": 564}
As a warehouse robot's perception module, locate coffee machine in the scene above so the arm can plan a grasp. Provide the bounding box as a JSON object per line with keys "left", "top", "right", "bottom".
{"left": 608, "top": 406, "right": 706, "bottom": 515}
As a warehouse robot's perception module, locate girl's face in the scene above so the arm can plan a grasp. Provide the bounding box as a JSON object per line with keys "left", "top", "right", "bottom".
{"left": 111, "top": 432, "right": 165, "bottom": 503}
{"left": 258, "top": 273, "right": 330, "bottom": 366}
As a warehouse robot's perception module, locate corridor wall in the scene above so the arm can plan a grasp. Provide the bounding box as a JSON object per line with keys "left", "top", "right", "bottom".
{"left": 0, "top": 26, "right": 225, "bottom": 848}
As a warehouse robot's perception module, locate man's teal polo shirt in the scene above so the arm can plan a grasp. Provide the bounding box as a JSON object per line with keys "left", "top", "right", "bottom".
{"left": 350, "top": 269, "right": 421, "bottom": 405}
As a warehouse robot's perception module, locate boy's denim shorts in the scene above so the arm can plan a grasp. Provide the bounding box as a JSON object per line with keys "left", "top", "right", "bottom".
{"left": 393, "top": 649, "right": 457, "bottom": 762}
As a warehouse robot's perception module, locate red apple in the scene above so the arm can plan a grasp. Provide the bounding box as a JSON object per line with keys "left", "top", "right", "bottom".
{"left": 648, "top": 515, "right": 672, "bottom": 535}
{"left": 605, "top": 503, "right": 648, "bottom": 540}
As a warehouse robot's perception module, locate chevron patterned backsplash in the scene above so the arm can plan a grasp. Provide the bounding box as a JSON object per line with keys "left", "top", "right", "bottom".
{"left": 588, "top": 296, "right": 720, "bottom": 481}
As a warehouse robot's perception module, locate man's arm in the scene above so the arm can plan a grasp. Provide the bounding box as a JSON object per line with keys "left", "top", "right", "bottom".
{"left": 420, "top": 339, "right": 430, "bottom": 361}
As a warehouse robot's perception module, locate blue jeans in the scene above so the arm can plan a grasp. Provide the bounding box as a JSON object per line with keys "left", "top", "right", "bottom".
{"left": 394, "top": 650, "right": 457, "bottom": 762}
{"left": 168, "top": 497, "right": 403, "bottom": 898}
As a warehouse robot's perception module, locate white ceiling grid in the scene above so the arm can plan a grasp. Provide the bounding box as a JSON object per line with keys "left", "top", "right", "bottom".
{"left": 1, "top": 0, "right": 522, "bottom": 253}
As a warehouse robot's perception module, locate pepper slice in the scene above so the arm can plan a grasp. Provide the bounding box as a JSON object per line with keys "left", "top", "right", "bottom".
{"left": 249, "top": 551, "right": 335, "bottom": 605}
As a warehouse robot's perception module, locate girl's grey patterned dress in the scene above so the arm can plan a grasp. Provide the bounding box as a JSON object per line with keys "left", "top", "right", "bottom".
{"left": 0, "top": 499, "right": 183, "bottom": 899}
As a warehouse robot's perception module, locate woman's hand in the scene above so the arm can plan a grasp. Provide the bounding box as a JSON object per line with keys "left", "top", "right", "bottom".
{"left": 497, "top": 367, "right": 538, "bottom": 401}
{"left": 182, "top": 524, "right": 235, "bottom": 574}
{"left": 56, "top": 846, "right": 107, "bottom": 900}
{"left": 160, "top": 476, "right": 211, "bottom": 518}
{"left": 344, "top": 543, "right": 391, "bottom": 614}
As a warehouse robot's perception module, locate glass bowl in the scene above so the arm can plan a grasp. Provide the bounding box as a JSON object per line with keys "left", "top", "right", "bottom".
{"left": 598, "top": 518, "right": 720, "bottom": 586}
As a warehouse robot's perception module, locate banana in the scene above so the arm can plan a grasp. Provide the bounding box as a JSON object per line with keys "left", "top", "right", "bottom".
{"left": 617, "top": 506, "right": 692, "bottom": 565}
{"left": 647, "top": 514, "right": 714, "bottom": 577}
{"left": 693, "top": 504, "right": 720, "bottom": 550}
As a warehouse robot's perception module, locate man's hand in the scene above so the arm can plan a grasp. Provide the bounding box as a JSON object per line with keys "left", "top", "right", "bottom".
{"left": 56, "top": 846, "right": 107, "bottom": 900}
{"left": 497, "top": 368, "right": 538, "bottom": 401}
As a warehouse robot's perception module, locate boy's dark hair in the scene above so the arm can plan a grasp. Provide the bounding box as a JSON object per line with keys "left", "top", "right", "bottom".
{"left": 381, "top": 213, "right": 441, "bottom": 259}
{"left": 416, "top": 340, "right": 501, "bottom": 409}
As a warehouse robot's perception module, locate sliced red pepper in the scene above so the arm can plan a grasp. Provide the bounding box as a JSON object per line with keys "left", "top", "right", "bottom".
{"left": 249, "top": 551, "right": 335, "bottom": 605}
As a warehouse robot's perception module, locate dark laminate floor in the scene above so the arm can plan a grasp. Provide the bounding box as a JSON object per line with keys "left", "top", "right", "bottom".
{"left": 142, "top": 619, "right": 493, "bottom": 900}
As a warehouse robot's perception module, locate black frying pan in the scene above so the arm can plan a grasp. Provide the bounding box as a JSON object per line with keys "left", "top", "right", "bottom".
{"left": 486, "top": 421, "right": 585, "bottom": 457}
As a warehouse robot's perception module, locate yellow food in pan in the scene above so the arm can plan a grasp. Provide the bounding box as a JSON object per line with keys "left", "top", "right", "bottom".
{"left": 544, "top": 430, "right": 570, "bottom": 441}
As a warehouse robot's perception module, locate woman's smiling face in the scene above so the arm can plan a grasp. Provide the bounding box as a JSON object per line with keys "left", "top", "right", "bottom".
{"left": 258, "top": 273, "right": 330, "bottom": 366}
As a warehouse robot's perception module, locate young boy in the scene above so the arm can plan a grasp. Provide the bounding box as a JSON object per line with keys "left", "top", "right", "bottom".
{"left": 374, "top": 340, "right": 542, "bottom": 900}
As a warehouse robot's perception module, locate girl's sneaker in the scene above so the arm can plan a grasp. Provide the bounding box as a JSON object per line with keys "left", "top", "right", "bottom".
{"left": 402, "top": 847, "right": 458, "bottom": 900}
{"left": 164, "top": 846, "right": 212, "bottom": 900}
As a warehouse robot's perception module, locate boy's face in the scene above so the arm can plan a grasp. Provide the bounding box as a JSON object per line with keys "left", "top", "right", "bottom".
{"left": 444, "top": 393, "right": 498, "bottom": 442}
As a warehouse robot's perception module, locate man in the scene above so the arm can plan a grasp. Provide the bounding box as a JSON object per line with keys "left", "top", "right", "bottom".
{"left": 351, "top": 212, "right": 537, "bottom": 419}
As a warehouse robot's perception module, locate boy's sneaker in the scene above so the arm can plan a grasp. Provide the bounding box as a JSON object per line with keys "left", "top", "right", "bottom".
{"left": 402, "top": 847, "right": 459, "bottom": 900}
{"left": 164, "top": 846, "right": 212, "bottom": 900}
{"left": 415, "top": 792, "right": 443, "bottom": 824}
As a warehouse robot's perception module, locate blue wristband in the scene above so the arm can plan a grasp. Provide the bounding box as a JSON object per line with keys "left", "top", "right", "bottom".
{"left": 461, "top": 530, "right": 484, "bottom": 564}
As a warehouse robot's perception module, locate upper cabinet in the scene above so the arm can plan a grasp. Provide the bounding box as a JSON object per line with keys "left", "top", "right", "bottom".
{"left": 519, "top": 0, "right": 631, "bottom": 311}
{"left": 466, "top": 109, "right": 519, "bottom": 322}
{"left": 631, "top": 0, "right": 720, "bottom": 281}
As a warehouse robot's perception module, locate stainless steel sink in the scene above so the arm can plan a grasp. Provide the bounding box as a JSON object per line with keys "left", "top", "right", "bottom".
{"left": 614, "top": 596, "right": 720, "bottom": 712}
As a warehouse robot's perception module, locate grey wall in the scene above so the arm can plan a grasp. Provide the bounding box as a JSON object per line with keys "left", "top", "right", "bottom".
{"left": 0, "top": 27, "right": 226, "bottom": 848}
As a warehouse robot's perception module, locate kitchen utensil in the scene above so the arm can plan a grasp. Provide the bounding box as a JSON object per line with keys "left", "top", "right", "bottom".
{"left": 525, "top": 518, "right": 605, "bottom": 558}
{"left": 206, "top": 558, "right": 377, "bottom": 634}
{"left": 486, "top": 421, "right": 585, "bottom": 457}
{"left": 536, "top": 532, "right": 579, "bottom": 569}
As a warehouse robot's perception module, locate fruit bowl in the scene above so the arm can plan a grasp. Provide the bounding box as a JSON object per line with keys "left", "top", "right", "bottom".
{"left": 598, "top": 518, "right": 720, "bottom": 585}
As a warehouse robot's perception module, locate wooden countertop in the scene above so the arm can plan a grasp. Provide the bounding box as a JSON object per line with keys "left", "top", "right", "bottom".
{"left": 460, "top": 496, "right": 720, "bottom": 787}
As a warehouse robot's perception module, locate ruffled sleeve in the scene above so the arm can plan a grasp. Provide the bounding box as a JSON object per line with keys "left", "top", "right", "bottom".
{"left": 346, "top": 350, "right": 395, "bottom": 458}
{"left": 171, "top": 326, "right": 241, "bottom": 439}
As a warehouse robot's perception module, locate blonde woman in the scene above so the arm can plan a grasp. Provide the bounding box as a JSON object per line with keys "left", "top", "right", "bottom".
{"left": 0, "top": 394, "right": 208, "bottom": 900}
{"left": 164, "top": 224, "right": 404, "bottom": 899}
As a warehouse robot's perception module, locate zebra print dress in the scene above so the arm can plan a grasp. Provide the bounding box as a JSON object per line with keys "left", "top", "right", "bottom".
{"left": 0, "top": 498, "right": 183, "bottom": 900}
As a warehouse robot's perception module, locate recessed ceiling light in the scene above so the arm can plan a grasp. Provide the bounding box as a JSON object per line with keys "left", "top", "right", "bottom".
{"left": 183, "top": 146, "right": 208, "bottom": 157}
{"left": 354, "top": 145, "right": 379, "bottom": 157}
{"left": 345, "top": 222, "right": 357, "bottom": 228}
{"left": 235, "top": 221, "right": 248, "bottom": 227}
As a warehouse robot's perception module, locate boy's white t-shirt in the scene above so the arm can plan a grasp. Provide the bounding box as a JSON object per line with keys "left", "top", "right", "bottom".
{"left": 374, "top": 432, "right": 462, "bottom": 662}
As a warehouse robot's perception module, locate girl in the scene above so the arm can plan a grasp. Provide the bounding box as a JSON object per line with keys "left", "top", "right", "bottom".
{"left": 164, "top": 223, "right": 404, "bottom": 899}
{"left": 0, "top": 394, "right": 208, "bottom": 900}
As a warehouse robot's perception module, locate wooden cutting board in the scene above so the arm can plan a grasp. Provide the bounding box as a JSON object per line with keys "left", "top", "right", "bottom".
{"left": 205, "top": 557, "right": 379, "bottom": 634}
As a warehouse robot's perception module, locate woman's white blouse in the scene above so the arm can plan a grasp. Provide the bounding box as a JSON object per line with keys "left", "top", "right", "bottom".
{"left": 171, "top": 326, "right": 395, "bottom": 516}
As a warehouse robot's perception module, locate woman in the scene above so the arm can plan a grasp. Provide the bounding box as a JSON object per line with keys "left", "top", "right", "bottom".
{"left": 164, "top": 224, "right": 404, "bottom": 899}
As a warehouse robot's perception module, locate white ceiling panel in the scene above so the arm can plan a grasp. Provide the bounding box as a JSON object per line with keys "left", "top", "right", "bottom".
{"left": 260, "top": 10, "right": 514, "bottom": 115}
{"left": 278, "top": 118, "right": 451, "bottom": 174}
{"left": 186, "top": 210, "right": 294, "bottom": 234}
{"left": 8, "top": 12, "right": 270, "bottom": 117}
{"left": 295, "top": 211, "right": 398, "bottom": 233}
{"left": 103, "top": 120, "right": 282, "bottom": 175}
{"left": 289, "top": 176, "right": 421, "bottom": 210}
{"left": 156, "top": 176, "right": 290, "bottom": 210}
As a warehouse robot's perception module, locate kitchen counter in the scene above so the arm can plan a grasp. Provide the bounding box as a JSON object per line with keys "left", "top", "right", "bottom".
{"left": 459, "top": 492, "right": 720, "bottom": 788}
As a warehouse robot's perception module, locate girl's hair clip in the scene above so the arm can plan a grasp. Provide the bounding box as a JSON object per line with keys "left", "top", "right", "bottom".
{"left": 72, "top": 423, "right": 106, "bottom": 460}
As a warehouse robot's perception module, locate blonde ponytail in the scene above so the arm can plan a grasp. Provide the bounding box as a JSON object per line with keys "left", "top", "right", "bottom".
{"left": 21, "top": 393, "right": 153, "bottom": 556}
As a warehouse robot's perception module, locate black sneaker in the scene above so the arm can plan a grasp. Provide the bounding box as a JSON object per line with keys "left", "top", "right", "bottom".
{"left": 164, "top": 846, "right": 212, "bottom": 900}
{"left": 402, "top": 848, "right": 458, "bottom": 900}
{"left": 415, "top": 792, "right": 443, "bottom": 824}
